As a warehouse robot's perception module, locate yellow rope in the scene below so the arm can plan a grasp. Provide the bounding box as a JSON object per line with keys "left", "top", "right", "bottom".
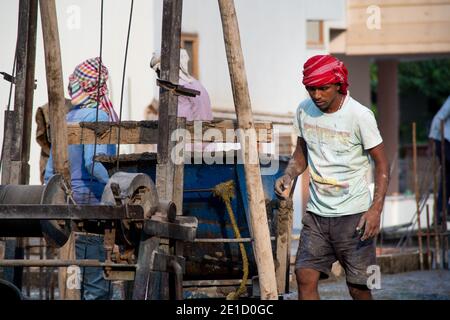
{"left": 213, "top": 180, "right": 249, "bottom": 300}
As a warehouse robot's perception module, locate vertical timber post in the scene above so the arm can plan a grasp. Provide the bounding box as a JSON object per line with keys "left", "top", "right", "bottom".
{"left": 1, "top": 0, "right": 38, "bottom": 291}
{"left": 156, "top": 0, "right": 183, "bottom": 204}
{"left": 154, "top": 0, "right": 184, "bottom": 300}
{"left": 218, "top": 0, "right": 278, "bottom": 300}
{"left": 39, "top": 0, "right": 71, "bottom": 185}
{"left": 7, "top": 0, "right": 38, "bottom": 185}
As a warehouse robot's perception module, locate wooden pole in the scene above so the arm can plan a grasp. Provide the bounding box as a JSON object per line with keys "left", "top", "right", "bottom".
{"left": 275, "top": 178, "right": 296, "bottom": 294}
{"left": 39, "top": 0, "right": 71, "bottom": 185}
{"left": 218, "top": 0, "right": 278, "bottom": 299}
{"left": 8, "top": 0, "right": 38, "bottom": 185}
{"left": 426, "top": 204, "right": 432, "bottom": 269}
{"left": 440, "top": 120, "right": 449, "bottom": 269}
{"left": 412, "top": 122, "right": 424, "bottom": 270}
{"left": 432, "top": 140, "right": 441, "bottom": 268}
{"left": 1, "top": 0, "right": 38, "bottom": 293}
{"left": 156, "top": 0, "right": 183, "bottom": 204}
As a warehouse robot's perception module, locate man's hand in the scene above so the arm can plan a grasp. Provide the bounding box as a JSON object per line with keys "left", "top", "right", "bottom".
{"left": 356, "top": 207, "right": 382, "bottom": 241}
{"left": 275, "top": 174, "right": 293, "bottom": 199}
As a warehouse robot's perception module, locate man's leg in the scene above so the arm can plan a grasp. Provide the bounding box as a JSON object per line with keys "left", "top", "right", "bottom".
{"left": 75, "top": 233, "right": 110, "bottom": 300}
{"left": 347, "top": 282, "right": 372, "bottom": 300}
{"left": 296, "top": 268, "right": 321, "bottom": 300}
{"left": 331, "top": 213, "right": 377, "bottom": 300}
{"left": 294, "top": 212, "right": 335, "bottom": 300}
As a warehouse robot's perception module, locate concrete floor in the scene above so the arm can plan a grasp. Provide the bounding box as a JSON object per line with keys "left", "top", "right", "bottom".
{"left": 285, "top": 269, "right": 450, "bottom": 300}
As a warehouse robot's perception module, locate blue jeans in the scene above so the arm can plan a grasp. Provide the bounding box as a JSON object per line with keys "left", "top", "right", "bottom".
{"left": 75, "top": 233, "right": 110, "bottom": 300}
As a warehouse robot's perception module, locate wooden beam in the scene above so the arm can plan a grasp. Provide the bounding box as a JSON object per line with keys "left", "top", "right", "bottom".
{"left": 156, "top": 0, "right": 183, "bottom": 203}
{"left": 218, "top": 0, "right": 278, "bottom": 300}
{"left": 173, "top": 118, "right": 186, "bottom": 215}
{"left": 132, "top": 237, "right": 160, "bottom": 300}
{"left": 66, "top": 120, "right": 272, "bottom": 145}
{"left": 144, "top": 216, "right": 197, "bottom": 241}
{"left": 275, "top": 199, "right": 294, "bottom": 294}
{"left": 1, "top": 111, "right": 16, "bottom": 184}
{"left": 7, "top": 0, "right": 38, "bottom": 185}
{"left": 39, "top": 0, "right": 71, "bottom": 185}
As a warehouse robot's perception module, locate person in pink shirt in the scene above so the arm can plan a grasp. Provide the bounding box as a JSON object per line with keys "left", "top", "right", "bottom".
{"left": 150, "top": 49, "right": 213, "bottom": 121}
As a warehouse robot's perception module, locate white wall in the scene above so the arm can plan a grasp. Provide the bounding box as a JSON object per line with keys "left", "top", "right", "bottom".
{"left": 382, "top": 195, "right": 434, "bottom": 231}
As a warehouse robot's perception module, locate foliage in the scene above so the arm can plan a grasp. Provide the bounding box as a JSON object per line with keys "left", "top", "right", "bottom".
{"left": 398, "top": 59, "right": 450, "bottom": 108}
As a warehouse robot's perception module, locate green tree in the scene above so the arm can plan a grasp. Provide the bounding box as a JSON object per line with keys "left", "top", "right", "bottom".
{"left": 398, "top": 59, "right": 450, "bottom": 110}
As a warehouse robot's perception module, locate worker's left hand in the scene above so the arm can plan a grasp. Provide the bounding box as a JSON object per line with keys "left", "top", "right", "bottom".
{"left": 356, "top": 208, "right": 381, "bottom": 241}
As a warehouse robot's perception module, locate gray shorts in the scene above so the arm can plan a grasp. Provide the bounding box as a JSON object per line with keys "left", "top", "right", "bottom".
{"left": 295, "top": 211, "right": 376, "bottom": 285}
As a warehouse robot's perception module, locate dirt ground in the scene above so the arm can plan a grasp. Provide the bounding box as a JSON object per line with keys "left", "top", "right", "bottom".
{"left": 285, "top": 269, "right": 450, "bottom": 300}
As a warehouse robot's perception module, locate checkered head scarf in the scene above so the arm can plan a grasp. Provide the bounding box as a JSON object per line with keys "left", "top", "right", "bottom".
{"left": 68, "top": 57, "right": 118, "bottom": 121}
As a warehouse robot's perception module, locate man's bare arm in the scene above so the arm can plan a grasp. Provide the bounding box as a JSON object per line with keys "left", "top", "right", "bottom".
{"left": 275, "top": 137, "right": 308, "bottom": 197}
{"left": 286, "top": 137, "right": 309, "bottom": 178}
{"left": 358, "top": 143, "right": 390, "bottom": 240}
{"left": 369, "top": 143, "right": 390, "bottom": 213}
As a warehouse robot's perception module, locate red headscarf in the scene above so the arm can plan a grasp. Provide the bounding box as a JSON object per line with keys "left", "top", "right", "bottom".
{"left": 302, "top": 55, "right": 349, "bottom": 94}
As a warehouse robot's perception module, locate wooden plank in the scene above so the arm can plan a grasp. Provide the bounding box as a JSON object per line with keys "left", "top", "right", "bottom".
{"left": 1, "top": 111, "right": 16, "bottom": 184}
{"left": 66, "top": 120, "right": 272, "bottom": 144}
{"left": 412, "top": 122, "right": 424, "bottom": 270}
{"left": 144, "top": 216, "right": 197, "bottom": 241}
{"left": 275, "top": 199, "right": 294, "bottom": 294}
{"left": 10, "top": 0, "right": 31, "bottom": 162}
{"left": 58, "top": 233, "right": 80, "bottom": 300}
{"left": 173, "top": 117, "right": 186, "bottom": 215}
{"left": 132, "top": 236, "right": 160, "bottom": 300}
{"left": 156, "top": 0, "right": 183, "bottom": 203}
{"left": 440, "top": 120, "right": 449, "bottom": 269}
{"left": 345, "top": 1, "right": 450, "bottom": 55}
{"left": 39, "top": 0, "right": 71, "bottom": 185}
{"left": 152, "top": 252, "right": 185, "bottom": 273}
{"left": 218, "top": 0, "right": 278, "bottom": 300}
{"left": 20, "top": 0, "right": 38, "bottom": 183}
{"left": 9, "top": 0, "right": 38, "bottom": 185}
{"left": 158, "top": 0, "right": 183, "bottom": 160}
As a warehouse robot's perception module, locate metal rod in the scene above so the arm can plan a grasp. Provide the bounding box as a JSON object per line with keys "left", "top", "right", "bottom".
{"left": 25, "top": 237, "right": 30, "bottom": 297}
{"left": 183, "top": 279, "right": 252, "bottom": 287}
{"left": 39, "top": 237, "right": 43, "bottom": 299}
{"left": 194, "top": 236, "right": 292, "bottom": 243}
{"left": 184, "top": 188, "right": 214, "bottom": 193}
{"left": 440, "top": 120, "right": 449, "bottom": 269}
{"left": 0, "top": 204, "right": 144, "bottom": 220}
{"left": 432, "top": 139, "right": 442, "bottom": 269}
{"left": 426, "top": 204, "right": 432, "bottom": 269}
{"left": 412, "top": 122, "right": 424, "bottom": 270}
{"left": 0, "top": 259, "right": 137, "bottom": 268}
{"left": 194, "top": 238, "right": 253, "bottom": 243}
{"left": 194, "top": 236, "right": 277, "bottom": 243}
{"left": 169, "top": 259, "right": 183, "bottom": 300}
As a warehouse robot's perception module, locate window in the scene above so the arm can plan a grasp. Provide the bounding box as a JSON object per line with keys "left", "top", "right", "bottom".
{"left": 306, "top": 20, "right": 324, "bottom": 47}
{"left": 180, "top": 33, "right": 199, "bottom": 79}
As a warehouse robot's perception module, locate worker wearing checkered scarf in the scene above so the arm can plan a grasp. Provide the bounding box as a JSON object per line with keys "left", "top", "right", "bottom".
{"left": 68, "top": 57, "right": 118, "bottom": 122}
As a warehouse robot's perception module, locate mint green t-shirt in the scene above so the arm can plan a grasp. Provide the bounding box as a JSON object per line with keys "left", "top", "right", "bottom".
{"left": 293, "top": 95, "right": 383, "bottom": 217}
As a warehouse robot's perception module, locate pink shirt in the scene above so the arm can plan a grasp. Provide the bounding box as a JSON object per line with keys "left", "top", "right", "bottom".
{"left": 178, "top": 79, "right": 213, "bottom": 121}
